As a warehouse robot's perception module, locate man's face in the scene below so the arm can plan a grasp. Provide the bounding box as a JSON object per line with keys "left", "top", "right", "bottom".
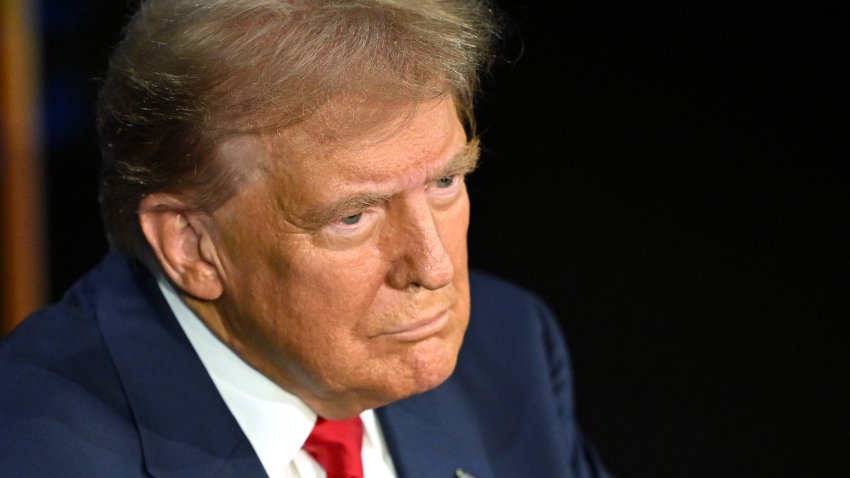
{"left": 200, "top": 97, "right": 475, "bottom": 418}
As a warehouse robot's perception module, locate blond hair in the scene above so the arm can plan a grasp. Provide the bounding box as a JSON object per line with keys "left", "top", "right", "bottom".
{"left": 97, "top": 0, "right": 500, "bottom": 263}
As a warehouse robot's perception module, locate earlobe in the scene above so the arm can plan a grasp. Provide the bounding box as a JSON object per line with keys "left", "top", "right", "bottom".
{"left": 138, "top": 193, "right": 224, "bottom": 301}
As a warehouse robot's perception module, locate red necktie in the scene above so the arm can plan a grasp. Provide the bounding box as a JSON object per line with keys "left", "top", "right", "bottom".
{"left": 303, "top": 416, "right": 364, "bottom": 478}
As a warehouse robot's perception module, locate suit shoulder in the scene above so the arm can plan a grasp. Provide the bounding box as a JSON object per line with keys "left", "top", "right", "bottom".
{"left": 0, "top": 270, "right": 142, "bottom": 474}
{"left": 2, "top": 299, "right": 101, "bottom": 367}
{"left": 0, "top": 298, "right": 126, "bottom": 408}
{"left": 468, "top": 269, "right": 554, "bottom": 320}
{"left": 1, "top": 268, "right": 132, "bottom": 414}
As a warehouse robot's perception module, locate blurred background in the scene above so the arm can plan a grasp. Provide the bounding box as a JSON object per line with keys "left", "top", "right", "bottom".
{"left": 1, "top": 0, "right": 846, "bottom": 476}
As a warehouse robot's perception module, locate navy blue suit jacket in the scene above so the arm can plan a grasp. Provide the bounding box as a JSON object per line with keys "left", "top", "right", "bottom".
{"left": 0, "top": 252, "right": 610, "bottom": 477}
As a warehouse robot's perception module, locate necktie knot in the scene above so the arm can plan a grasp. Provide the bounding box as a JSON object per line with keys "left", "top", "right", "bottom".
{"left": 303, "top": 416, "right": 364, "bottom": 478}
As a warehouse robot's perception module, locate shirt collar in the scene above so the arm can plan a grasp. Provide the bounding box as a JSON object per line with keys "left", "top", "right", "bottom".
{"left": 157, "top": 276, "right": 317, "bottom": 475}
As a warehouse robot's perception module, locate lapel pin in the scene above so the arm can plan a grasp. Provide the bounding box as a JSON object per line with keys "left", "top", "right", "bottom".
{"left": 454, "top": 468, "right": 475, "bottom": 478}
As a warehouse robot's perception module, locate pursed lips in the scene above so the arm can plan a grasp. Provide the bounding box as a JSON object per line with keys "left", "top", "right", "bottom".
{"left": 376, "top": 308, "right": 452, "bottom": 342}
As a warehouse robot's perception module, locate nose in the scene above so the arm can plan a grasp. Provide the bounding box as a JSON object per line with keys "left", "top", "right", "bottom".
{"left": 386, "top": 197, "right": 454, "bottom": 291}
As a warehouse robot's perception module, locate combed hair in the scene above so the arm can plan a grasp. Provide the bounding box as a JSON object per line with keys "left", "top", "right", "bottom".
{"left": 97, "top": 0, "right": 500, "bottom": 264}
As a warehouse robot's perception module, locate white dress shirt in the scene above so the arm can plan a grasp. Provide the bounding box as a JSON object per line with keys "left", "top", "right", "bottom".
{"left": 158, "top": 277, "right": 398, "bottom": 478}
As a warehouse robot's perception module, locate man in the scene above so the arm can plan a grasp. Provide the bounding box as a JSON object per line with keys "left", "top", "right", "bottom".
{"left": 0, "top": 0, "right": 610, "bottom": 476}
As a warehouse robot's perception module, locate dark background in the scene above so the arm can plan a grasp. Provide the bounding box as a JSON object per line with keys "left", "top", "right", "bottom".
{"left": 40, "top": 0, "right": 846, "bottom": 476}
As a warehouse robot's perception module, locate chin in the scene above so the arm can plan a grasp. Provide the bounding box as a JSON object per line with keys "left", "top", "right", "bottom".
{"left": 410, "top": 362, "right": 456, "bottom": 397}
{"left": 394, "top": 335, "right": 462, "bottom": 400}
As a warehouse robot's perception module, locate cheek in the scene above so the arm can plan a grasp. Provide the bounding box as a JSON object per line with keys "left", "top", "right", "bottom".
{"left": 284, "top": 245, "right": 389, "bottom": 322}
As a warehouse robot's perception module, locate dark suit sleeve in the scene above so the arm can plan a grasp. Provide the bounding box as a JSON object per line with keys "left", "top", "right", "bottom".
{"left": 0, "top": 306, "right": 147, "bottom": 477}
{"left": 533, "top": 298, "right": 613, "bottom": 477}
{"left": 462, "top": 271, "right": 613, "bottom": 477}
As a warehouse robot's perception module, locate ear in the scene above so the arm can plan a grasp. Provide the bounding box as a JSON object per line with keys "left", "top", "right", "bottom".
{"left": 138, "top": 193, "right": 224, "bottom": 301}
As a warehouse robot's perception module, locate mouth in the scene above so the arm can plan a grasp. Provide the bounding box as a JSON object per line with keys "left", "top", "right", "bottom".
{"left": 380, "top": 309, "right": 450, "bottom": 342}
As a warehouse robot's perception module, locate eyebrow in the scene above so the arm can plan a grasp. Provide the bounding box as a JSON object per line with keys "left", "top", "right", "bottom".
{"left": 444, "top": 137, "right": 481, "bottom": 176}
{"left": 308, "top": 192, "right": 392, "bottom": 225}
{"left": 307, "top": 139, "right": 481, "bottom": 225}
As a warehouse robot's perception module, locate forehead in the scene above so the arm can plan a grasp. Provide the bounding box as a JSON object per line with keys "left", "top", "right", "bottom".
{"left": 267, "top": 97, "right": 468, "bottom": 189}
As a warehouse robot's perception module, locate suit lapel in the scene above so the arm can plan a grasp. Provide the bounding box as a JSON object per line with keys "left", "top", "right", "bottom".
{"left": 377, "top": 378, "right": 494, "bottom": 478}
{"left": 92, "top": 253, "right": 266, "bottom": 477}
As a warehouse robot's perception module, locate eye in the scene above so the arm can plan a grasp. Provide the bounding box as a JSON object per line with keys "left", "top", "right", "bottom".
{"left": 323, "top": 209, "right": 380, "bottom": 240}
{"left": 434, "top": 175, "right": 457, "bottom": 188}
{"left": 340, "top": 212, "right": 363, "bottom": 225}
